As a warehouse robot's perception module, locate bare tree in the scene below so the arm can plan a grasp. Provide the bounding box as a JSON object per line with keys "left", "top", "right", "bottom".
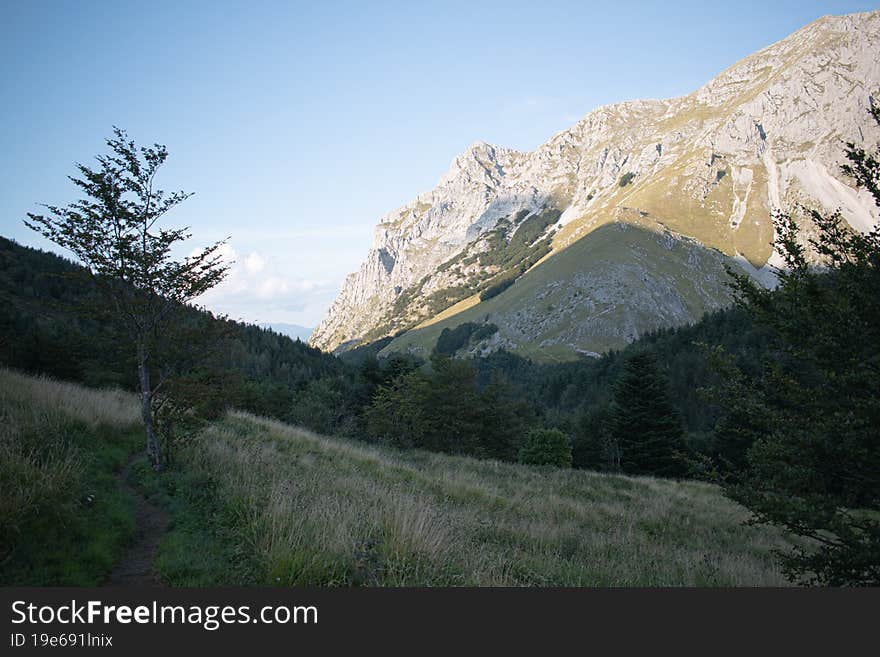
{"left": 25, "top": 127, "right": 230, "bottom": 469}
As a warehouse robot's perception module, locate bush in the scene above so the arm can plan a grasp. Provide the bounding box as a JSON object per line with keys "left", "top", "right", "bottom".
{"left": 619, "top": 172, "right": 635, "bottom": 187}
{"left": 518, "top": 428, "right": 572, "bottom": 467}
{"left": 436, "top": 323, "right": 478, "bottom": 355}
{"left": 511, "top": 209, "right": 561, "bottom": 249}
{"left": 288, "top": 378, "right": 347, "bottom": 435}
{"left": 471, "top": 323, "right": 498, "bottom": 342}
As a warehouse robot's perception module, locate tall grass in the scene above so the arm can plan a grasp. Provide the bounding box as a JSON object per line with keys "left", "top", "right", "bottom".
{"left": 0, "top": 368, "right": 141, "bottom": 584}
{"left": 167, "top": 411, "right": 796, "bottom": 586}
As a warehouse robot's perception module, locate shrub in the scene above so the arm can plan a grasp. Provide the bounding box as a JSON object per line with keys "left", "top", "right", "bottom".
{"left": 518, "top": 428, "right": 572, "bottom": 468}
{"left": 511, "top": 209, "right": 561, "bottom": 249}
{"left": 471, "top": 323, "right": 498, "bottom": 342}
{"left": 619, "top": 172, "right": 635, "bottom": 187}
{"left": 436, "top": 323, "right": 478, "bottom": 355}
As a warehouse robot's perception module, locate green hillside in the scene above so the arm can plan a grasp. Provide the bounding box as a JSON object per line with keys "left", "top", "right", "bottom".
{"left": 0, "top": 235, "right": 344, "bottom": 417}
{"left": 151, "top": 410, "right": 794, "bottom": 586}
{"left": 380, "top": 221, "right": 745, "bottom": 362}
{"left": 0, "top": 368, "right": 142, "bottom": 585}
{"left": 0, "top": 368, "right": 796, "bottom": 586}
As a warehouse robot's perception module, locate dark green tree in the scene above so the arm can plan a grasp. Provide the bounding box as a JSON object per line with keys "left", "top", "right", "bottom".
{"left": 365, "top": 368, "right": 431, "bottom": 449}
{"left": 477, "top": 374, "right": 530, "bottom": 461}
{"left": 518, "top": 428, "right": 572, "bottom": 467}
{"left": 24, "top": 128, "right": 229, "bottom": 468}
{"left": 365, "top": 353, "right": 526, "bottom": 460}
{"left": 714, "top": 105, "right": 880, "bottom": 585}
{"left": 607, "top": 352, "right": 687, "bottom": 477}
{"left": 572, "top": 406, "right": 613, "bottom": 471}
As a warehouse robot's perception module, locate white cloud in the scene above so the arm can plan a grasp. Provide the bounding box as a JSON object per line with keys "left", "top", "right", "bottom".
{"left": 189, "top": 240, "right": 338, "bottom": 327}
{"left": 244, "top": 251, "right": 266, "bottom": 274}
{"left": 255, "top": 276, "right": 289, "bottom": 300}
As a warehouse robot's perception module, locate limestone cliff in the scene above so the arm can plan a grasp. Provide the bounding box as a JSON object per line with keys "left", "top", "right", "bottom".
{"left": 311, "top": 11, "right": 880, "bottom": 357}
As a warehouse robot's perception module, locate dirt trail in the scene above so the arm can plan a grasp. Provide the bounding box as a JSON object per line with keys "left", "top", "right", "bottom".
{"left": 106, "top": 455, "right": 169, "bottom": 586}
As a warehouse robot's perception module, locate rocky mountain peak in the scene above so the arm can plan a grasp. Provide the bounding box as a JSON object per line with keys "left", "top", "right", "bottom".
{"left": 310, "top": 11, "right": 880, "bottom": 357}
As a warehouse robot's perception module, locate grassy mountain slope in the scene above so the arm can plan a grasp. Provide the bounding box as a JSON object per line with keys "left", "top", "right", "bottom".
{"left": 149, "top": 410, "right": 795, "bottom": 586}
{"left": 380, "top": 221, "right": 743, "bottom": 361}
{"left": 0, "top": 368, "right": 141, "bottom": 585}
{"left": 1, "top": 368, "right": 798, "bottom": 586}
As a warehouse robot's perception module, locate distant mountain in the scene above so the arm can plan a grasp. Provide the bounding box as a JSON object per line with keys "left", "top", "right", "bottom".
{"left": 262, "top": 323, "right": 313, "bottom": 342}
{"left": 310, "top": 11, "right": 880, "bottom": 360}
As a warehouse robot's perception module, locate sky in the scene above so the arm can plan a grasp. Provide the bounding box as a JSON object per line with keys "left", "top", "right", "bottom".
{"left": 1, "top": 0, "right": 875, "bottom": 328}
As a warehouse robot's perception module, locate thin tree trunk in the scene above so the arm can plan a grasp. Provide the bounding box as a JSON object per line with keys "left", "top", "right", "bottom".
{"left": 137, "top": 341, "right": 162, "bottom": 469}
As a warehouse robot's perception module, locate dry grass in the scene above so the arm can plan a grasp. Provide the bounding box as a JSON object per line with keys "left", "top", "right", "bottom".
{"left": 0, "top": 367, "right": 139, "bottom": 431}
{"left": 181, "top": 411, "right": 796, "bottom": 586}
{"left": 0, "top": 367, "right": 139, "bottom": 529}
{"left": 0, "top": 368, "right": 141, "bottom": 581}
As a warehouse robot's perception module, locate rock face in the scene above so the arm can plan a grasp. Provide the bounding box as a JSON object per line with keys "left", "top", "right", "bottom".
{"left": 311, "top": 11, "right": 880, "bottom": 357}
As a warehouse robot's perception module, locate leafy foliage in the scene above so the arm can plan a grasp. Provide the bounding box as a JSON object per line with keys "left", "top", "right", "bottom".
{"left": 518, "top": 428, "right": 572, "bottom": 467}
{"left": 0, "top": 237, "right": 345, "bottom": 428}
{"left": 572, "top": 406, "right": 614, "bottom": 471}
{"left": 436, "top": 322, "right": 498, "bottom": 355}
{"left": 365, "top": 354, "right": 529, "bottom": 460}
{"left": 479, "top": 276, "right": 516, "bottom": 301}
{"left": 24, "top": 128, "right": 230, "bottom": 467}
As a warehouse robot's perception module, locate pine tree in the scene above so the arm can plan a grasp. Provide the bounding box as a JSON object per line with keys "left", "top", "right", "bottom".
{"left": 573, "top": 406, "right": 612, "bottom": 471}
{"left": 714, "top": 105, "right": 880, "bottom": 585}
{"left": 607, "top": 352, "right": 687, "bottom": 477}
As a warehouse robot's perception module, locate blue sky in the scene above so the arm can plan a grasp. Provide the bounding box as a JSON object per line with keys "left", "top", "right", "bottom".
{"left": 1, "top": 0, "right": 875, "bottom": 327}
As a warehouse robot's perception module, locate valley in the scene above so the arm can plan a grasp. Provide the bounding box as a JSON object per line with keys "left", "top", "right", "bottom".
{"left": 2, "top": 8, "right": 879, "bottom": 591}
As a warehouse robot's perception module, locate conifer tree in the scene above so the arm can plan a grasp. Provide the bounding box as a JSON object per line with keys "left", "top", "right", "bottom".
{"left": 714, "top": 105, "right": 880, "bottom": 585}
{"left": 573, "top": 406, "right": 613, "bottom": 471}
{"left": 607, "top": 352, "right": 686, "bottom": 477}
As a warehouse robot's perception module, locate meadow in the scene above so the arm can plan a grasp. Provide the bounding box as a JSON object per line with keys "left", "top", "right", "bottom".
{"left": 0, "top": 368, "right": 141, "bottom": 585}
{"left": 1, "top": 368, "right": 797, "bottom": 586}
{"left": 156, "top": 412, "right": 796, "bottom": 586}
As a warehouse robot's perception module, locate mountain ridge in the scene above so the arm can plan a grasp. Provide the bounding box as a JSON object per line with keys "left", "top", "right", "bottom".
{"left": 311, "top": 11, "right": 880, "bottom": 358}
{"left": 260, "top": 323, "right": 313, "bottom": 342}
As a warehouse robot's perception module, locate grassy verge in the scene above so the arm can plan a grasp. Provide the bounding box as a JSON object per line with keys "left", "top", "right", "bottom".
{"left": 0, "top": 368, "right": 141, "bottom": 585}
{"left": 129, "top": 456, "right": 262, "bottom": 586}
{"left": 153, "top": 411, "right": 797, "bottom": 586}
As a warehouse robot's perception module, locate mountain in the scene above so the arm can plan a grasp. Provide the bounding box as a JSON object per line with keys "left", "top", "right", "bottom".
{"left": 261, "top": 323, "right": 313, "bottom": 342}
{"left": 311, "top": 11, "right": 880, "bottom": 360}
